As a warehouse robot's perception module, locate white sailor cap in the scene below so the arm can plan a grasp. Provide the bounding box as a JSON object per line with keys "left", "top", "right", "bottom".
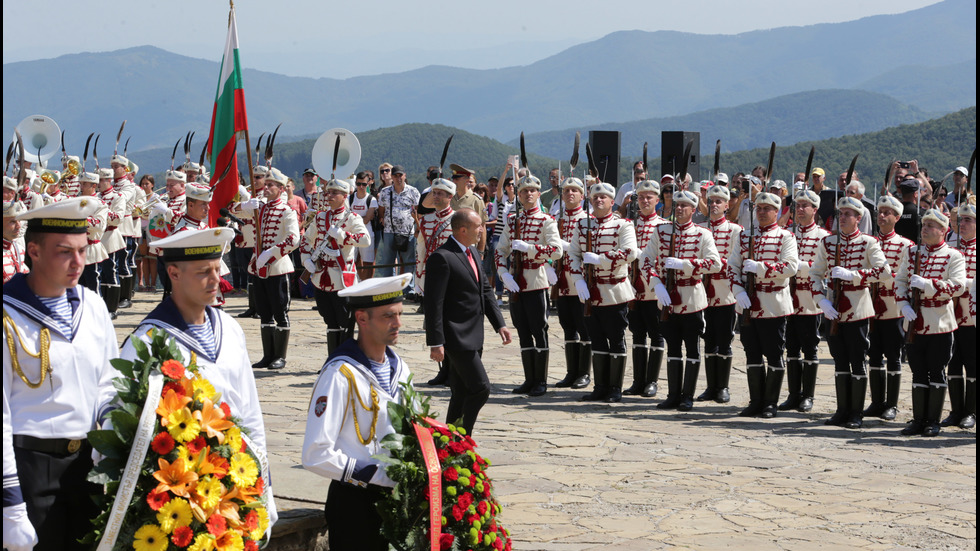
{"left": 715, "top": 172, "right": 730, "bottom": 185}
{"left": 185, "top": 182, "right": 213, "bottom": 202}
{"left": 589, "top": 182, "right": 616, "bottom": 198}
{"left": 836, "top": 196, "right": 864, "bottom": 215}
{"left": 673, "top": 189, "right": 699, "bottom": 207}
{"left": 754, "top": 192, "right": 781, "bottom": 209}
{"left": 339, "top": 273, "right": 412, "bottom": 309}
{"left": 957, "top": 202, "right": 977, "bottom": 219}
{"left": 97, "top": 168, "right": 114, "bottom": 180}
{"left": 706, "top": 184, "right": 730, "bottom": 201}
{"left": 794, "top": 189, "right": 820, "bottom": 208}
{"left": 560, "top": 177, "right": 584, "bottom": 193}
{"left": 324, "top": 178, "right": 353, "bottom": 194}
{"left": 183, "top": 161, "right": 202, "bottom": 173}
{"left": 429, "top": 178, "right": 456, "bottom": 195}
{"left": 266, "top": 167, "right": 288, "bottom": 185}
{"left": 253, "top": 165, "right": 270, "bottom": 177}
{"left": 876, "top": 195, "right": 904, "bottom": 217}
{"left": 3, "top": 200, "right": 26, "bottom": 218}
{"left": 922, "top": 208, "right": 949, "bottom": 229}
{"left": 517, "top": 175, "right": 542, "bottom": 192}
{"left": 111, "top": 155, "right": 129, "bottom": 167}
{"left": 154, "top": 227, "right": 234, "bottom": 261}
{"left": 166, "top": 170, "right": 187, "bottom": 183}
{"left": 79, "top": 171, "right": 99, "bottom": 184}
{"left": 635, "top": 179, "right": 661, "bottom": 195}
{"left": 4, "top": 176, "right": 19, "bottom": 191}
{"left": 17, "top": 197, "right": 100, "bottom": 234}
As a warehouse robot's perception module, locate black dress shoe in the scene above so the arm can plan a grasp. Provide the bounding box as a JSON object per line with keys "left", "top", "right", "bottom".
{"left": 656, "top": 395, "right": 682, "bottom": 410}
{"left": 901, "top": 420, "right": 926, "bottom": 436}
{"left": 824, "top": 411, "right": 848, "bottom": 426}
{"left": 641, "top": 382, "right": 658, "bottom": 398}
{"left": 622, "top": 382, "right": 644, "bottom": 396}
{"left": 959, "top": 413, "right": 976, "bottom": 429}
{"left": 511, "top": 381, "right": 534, "bottom": 394}
{"left": 797, "top": 397, "right": 814, "bottom": 412}
{"left": 571, "top": 374, "right": 591, "bottom": 389}
{"left": 427, "top": 372, "right": 449, "bottom": 386}
{"left": 527, "top": 383, "right": 547, "bottom": 397}
{"left": 880, "top": 407, "right": 898, "bottom": 421}
{"left": 760, "top": 405, "right": 777, "bottom": 419}
{"left": 714, "top": 387, "right": 730, "bottom": 403}
{"left": 843, "top": 414, "right": 863, "bottom": 429}
{"left": 237, "top": 309, "right": 256, "bottom": 318}
{"left": 695, "top": 388, "right": 715, "bottom": 401}
{"left": 921, "top": 422, "right": 941, "bottom": 437}
{"left": 739, "top": 402, "right": 764, "bottom": 417}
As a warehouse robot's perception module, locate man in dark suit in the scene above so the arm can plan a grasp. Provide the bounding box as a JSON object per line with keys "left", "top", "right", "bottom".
{"left": 425, "top": 209, "right": 512, "bottom": 434}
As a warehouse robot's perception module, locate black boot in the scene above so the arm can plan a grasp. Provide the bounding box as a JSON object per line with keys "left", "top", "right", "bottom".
{"left": 252, "top": 325, "right": 275, "bottom": 369}
{"left": 844, "top": 375, "right": 867, "bottom": 429}
{"left": 512, "top": 349, "right": 536, "bottom": 394}
{"left": 714, "top": 355, "right": 732, "bottom": 403}
{"left": 267, "top": 327, "right": 289, "bottom": 370}
{"left": 571, "top": 343, "right": 592, "bottom": 389}
{"left": 238, "top": 283, "right": 258, "bottom": 318}
{"left": 940, "top": 377, "right": 964, "bottom": 427}
{"left": 643, "top": 347, "right": 663, "bottom": 397}
{"left": 580, "top": 352, "right": 608, "bottom": 401}
{"left": 825, "top": 372, "right": 850, "bottom": 426}
{"left": 779, "top": 359, "right": 803, "bottom": 411}
{"left": 960, "top": 379, "right": 976, "bottom": 429}
{"left": 799, "top": 360, "right": 818, "bottom": 412}
{"left": 881, "top": 371, "right": 901, "bottom": 420}
{"left": 761, "top": 366, "right": 786, "bottom": 419}
{"left": 555, "top": 342, "right": 580, "bottom": 388}
{"left": 922, "top": 384, "right": 947, "bottom": 437}
{"left": 528, "top": 349, "right": 549, "bottom": 397}
{"left": 901, "top": 385, "right": 929, "bottom": 436}
{"left": 605, "top": 353, "right": 626, "bottom": 403}
{"left": 863, "top": 367, "right": 887, "bottom": 417}
{"left": 118, "top": 277, "right": 133, "bottom": 308}
{"left": 104, "top": 285, "right": 121, "bottom": 320}
{"left": 677, "top": 360, "right": 701, "bottom": 411}
{"left": 623, "top": 346, "right": 649, "bottom": 395}
{"left": 656, "top": 359, "right": 684, "bottom": 409}
{"left": 695, "top": 355, "right": 717, "bottom": 401}
{"left": 739, "top": 365, "right": 766, "bottom": 417}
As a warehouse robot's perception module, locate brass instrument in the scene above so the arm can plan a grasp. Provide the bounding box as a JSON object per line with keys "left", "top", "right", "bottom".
{"left": 12, "top": 115, "right": 61, "bottom": 164}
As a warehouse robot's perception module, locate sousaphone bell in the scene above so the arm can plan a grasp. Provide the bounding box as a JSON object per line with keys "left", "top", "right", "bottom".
{"left": 12, "top": 114, "right": 61, "bottom": 164}
{"left": 311, "top": 128, "right": 361, "bottom": 180}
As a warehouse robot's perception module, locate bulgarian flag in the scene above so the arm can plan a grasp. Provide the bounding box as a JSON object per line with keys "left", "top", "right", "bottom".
{"left": 207, "top": 3, "right": 248, "bottom": 226}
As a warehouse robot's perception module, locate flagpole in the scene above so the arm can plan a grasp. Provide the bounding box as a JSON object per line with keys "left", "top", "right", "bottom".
{"left": 228, "top": 0, "right": 260, "bottom": 256}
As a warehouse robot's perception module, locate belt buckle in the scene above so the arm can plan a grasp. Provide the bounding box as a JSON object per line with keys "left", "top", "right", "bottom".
{"left": 67, "top": 439, "right": 82, "bottom": 454}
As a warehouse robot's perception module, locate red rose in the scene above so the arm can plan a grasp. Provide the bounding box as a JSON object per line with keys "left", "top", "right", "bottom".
{"left": 443, "top": 467, "right": 459, "bottom": 481}
{"left": 161, "top": 359, "right": 185, "bottom": 379}
{"left": 477, "top": 501, "right": 488, "bottom": 515}
{"left": 437, "top": 448, "right": 449, "bottom": 461}
{"left": 171, "top": 525, "right": 193, "bottom": 547}
{"left": 206, "top": 514, "right": 227, "bottom": 537}
{"left": 451, "top": 504, "right": 465, "bottom": 521}
{"left": 186, "top": 435, "right": 206, "bottom": 454}
{"left": 151, "top": 432, "right": 175, "bottom": 455}
{"left": 439, "top": 533, "right": 454, "bottom": 550}
{"left": 458, "top": 492, "right": 474, "bottom": 508}
{"left": 146, "top": 488, "right": 171, "bottom": 511}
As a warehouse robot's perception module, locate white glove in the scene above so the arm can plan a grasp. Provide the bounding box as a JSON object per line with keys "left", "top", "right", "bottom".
{"left": 501, "top": 273, "right": 520, "bottom": 293}
{"left": 664, "top": 257, "right": 687, "bottom": 271}
{"left": 322, "top": 247, "right": 340, "bottom": 258}
{"left": 582, "top": 252, "right": 602, "bottom": 266}
{"left": 901, "top": 304, "right": 917, "bottom": 322}
{"left": 327, "top": 226, "right": 345, "bottom": 240}
{"left": 559, "top": 239, "right": 572, "bottom": 253}
{"left": 654, "top": 282, "right": 671, "bottom": 306}
{"left": 3, "top": 503, "right": 39, "bottom": 551}
{"left": 831, "top": 266, "right": 856, "bottom": 282}
{"left": 243, "top": 197, "right": 262, "bottom": 211}
{"left": 819, "top": 298, "right": 839, "bottom": 320}
{"left": 510, "top": 239, "right": 531, "bottom": 253}
{"left": 742, "top": 259, "right": 762, "bottom": 275}
{"left": 149, "top": 202, "right": 168, "bottom": 217}
{"left": 575, "top": 279, "right": 590, "bottom": 302}
{"left": 545, "top": 265, "right": 558, "bottom": 285}
{"left": 303, "top": 258, "right": 317, "bottom": 274}
{"left": 735, "top": 291, "right": 753, "bottom": 310}
{"left": 910, "top": 274, "right": 929, "bottom": 290}
{"left": 256, "top": 248, "right": 275, "bottom": 267}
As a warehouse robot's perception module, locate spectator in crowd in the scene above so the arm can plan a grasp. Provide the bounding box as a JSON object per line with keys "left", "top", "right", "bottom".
{"left": 376, "top": 165, "right": 420, "bottom": 282}
{"left": 351, "top": 171, "right": 379, "bottom": 279}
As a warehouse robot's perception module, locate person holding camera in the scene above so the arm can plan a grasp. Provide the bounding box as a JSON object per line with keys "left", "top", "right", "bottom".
{"left": 375, "top": 165, "right": 420, "bottom": 280}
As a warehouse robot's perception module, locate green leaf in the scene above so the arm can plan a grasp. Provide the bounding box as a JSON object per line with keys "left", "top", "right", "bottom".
{"left": 110, "top": 409, "right": 139, "bottom": 442}
{"left": 87, "top": 429, "right": 126, "bottom": 459}
{"left": 109, "top": 357, "right": 136, "bottom": 379}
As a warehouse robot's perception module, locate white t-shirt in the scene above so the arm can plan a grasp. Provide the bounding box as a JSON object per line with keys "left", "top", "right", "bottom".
{"left": 350, "top": 193, "right": 378, "bottom": 218}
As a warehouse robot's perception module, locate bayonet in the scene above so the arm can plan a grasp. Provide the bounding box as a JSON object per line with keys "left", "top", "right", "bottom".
{"left": 831, "top": 153, "right": 859, "bottom": 337}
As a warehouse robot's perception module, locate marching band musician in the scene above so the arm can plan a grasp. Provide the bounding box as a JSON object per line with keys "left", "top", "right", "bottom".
{"left": 943, "top": 202, "right": 975, "bottom": 430}
{"left": 232, "top": 167, "right": 300, "bottom": 370}
{"left": 896, "top": 208, "right": 966, "bottom": 436}
{"left": 413, "top": 177, "right": 455, "bottom": 384}
{"left": 75, "top": 171, "right": 109, "bottom": 294}
{"left": 552, "top": 177, "right": 593, "bottom": 389}
{"left": 864, "top": 196, "right": 914, "bottom": 421}
{"left": 641, "top": 189, "right": 720, "bottom": 411}
{"left": 496, "top": 174, "right": 562, "bottom": 396}
{"left": 571, "top": 180, "right": 638, "bottom": 403}
{"left": 96, "top": 167, "right": 126, "bottom": 318}
{"left": 729, "top": 192, "right": 799, "bottom": 418}
{"left": 697, "top": 184, "right": 742, "bottom": 404}
{"left": 60, "top": 156, "right": 81, "bottom": 198}
{"left": 301, "top": 177, "right": 370, "bottom": 354}
{"left": 3, "top": 200, "right": 28, "bottom": 283}
{"left": 625, "top": 179, "right": 669, "bottom": 398}
{"left": 3, "top": 177, "right": 28, "bottom": 251}
{"left": 781, "top": 189, "right": 829, "bottom": 413}
{"left": 40, "top": 170, "right": 67, "bottom": 204}
{"left": 810, "top": 195, "right": 888, "bottom": 429}
{"left": 3, "top": 197, "right": 118, "bottom": 551}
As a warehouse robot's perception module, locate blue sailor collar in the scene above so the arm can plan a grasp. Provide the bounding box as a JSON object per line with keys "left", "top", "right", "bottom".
{"left": 2, "top": 273, "right": 82, "bottom": 341}
{"left": 139, "top": 297, "right": 222, "bottom": 363}
{"left": 323, "top": 337, "right": 403, "bottom": 395}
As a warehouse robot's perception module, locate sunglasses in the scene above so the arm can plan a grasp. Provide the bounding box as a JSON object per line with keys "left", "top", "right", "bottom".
{"left": 381, "top": 168, "right": 391, "bottom": 173}
{"left": 356, "top": 182, "right": 368, "bottom": 186}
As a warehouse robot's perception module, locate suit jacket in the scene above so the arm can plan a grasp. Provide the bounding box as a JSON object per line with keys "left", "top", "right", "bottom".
{"left": 424, "top": 238, "right": 506, "bottom": 351}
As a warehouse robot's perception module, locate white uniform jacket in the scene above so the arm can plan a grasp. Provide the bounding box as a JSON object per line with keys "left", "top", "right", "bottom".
{"left": 810, "top": 230, "right": 889, "bottom": 322}
{"left": 495, "top": 206, "right": 562, "bottom": 292}
{"left": 554, "top": 206, "right": 589, "bottom": 298}
{"left": 640, "top": 220, "right": 721, "bottom": 314}
{"left": 569, "top": 213, "right": 638, "bottom": 306}
{"left": 791, "top": 222, "right": 831, "bottom": 316}
{"left": 85, "top": 199, "right": 109, "bottom": 266}
{"left": 234, "top": 197, "right": 299, "bottom": 278}
{"left": 873, "top": 230, "right": 915, "bottom": 321}
{"left": 97, "top": 185, "right": 127, "bottom": 254}
{"left": 301, "top": 205, "right": 369, "bottom": 292}
{"left": 896, "top": 241, "right": 967, "bottom": 335}
{"left": 951, "top": 235, "right": 976, "bottom": 327}
{"left": 700, "top": 217, "right": 742, "bottom": 307}
{"left": 415, "top": 207, "right": 455, "bottom": 292}
{"left": 729, "top": 222, "right": 799, "bottom": 319}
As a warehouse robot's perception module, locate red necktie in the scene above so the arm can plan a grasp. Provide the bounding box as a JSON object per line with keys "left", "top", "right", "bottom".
{"left": 466, "top": 248, "right": 480, "bottom": 281}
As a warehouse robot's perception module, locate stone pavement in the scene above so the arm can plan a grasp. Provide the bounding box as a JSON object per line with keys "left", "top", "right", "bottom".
{"left": 113, "top": 290, "right": 976, "bottom": 550}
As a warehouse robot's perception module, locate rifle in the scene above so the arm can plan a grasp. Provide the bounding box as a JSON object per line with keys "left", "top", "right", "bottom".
{"left": 627, "top": 142, "right": 648, "bottom": 311}
{"left": 660, "top": 140, "right": 694, "bottom": 322}
{"left": 870, "top": 161, "right": 894, "bottom": 331}
{"left": 790, "top": 146, "right": 815, "bottom": 300}
{"left": 551, "top": 132, "right": 579, "bottom": 304}
{"left": 743, "top": 142, "right": 776, "bottom": 326}
{"left": 584, "top": 142, "right": 598, "bottom": 317}
{"left": 509, "top": 132, "right": 529, "bottom": 300}
{"left": 830, "top": 154, "right": 859, "bottom": 336}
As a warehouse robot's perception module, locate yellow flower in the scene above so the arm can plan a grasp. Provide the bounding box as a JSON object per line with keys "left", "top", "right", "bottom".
{"left": 156, "top": 497, "right": 193, "bottom": 534}
{"left": 250, "top": 507, "right": 269, "bottom": 541}
{"left": 194, "top": 475, "right": 223, "bottom": 510}
{"left": 191, "top": 377, "right": 218, "bottom": 401}
{"left": 167, "top": 407, "right": 202, "bottom": 443}
{"left": 133, "top": 524, "right": 168, "bottom": 551}
{"left": 152, "top": 457, "right": 198, "bottom": 498}
{"left": 225, "top": 426, "right": 243, "bottom": 454}
{"left": 188, "top": 533, "right": 216, "bottom": 551}
{"left": 214, "top": 530, "right": 244, "bottom": 551}
{"left": 175, "top": 444, "right": 190, "bottom": 464}
{"left": 228, "top": 453, "right": 258, "bottom": 489}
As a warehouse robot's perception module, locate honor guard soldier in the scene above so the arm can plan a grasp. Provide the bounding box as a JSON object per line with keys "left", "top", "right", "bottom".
{"left": 896, "top": 208, "right": 967, "bottom": 436}
{"left": 110, "top": 154, "right": 142, "bottom": 308}
{"left": 625, "top": 179, "right": 669, "bottom": 397}
{"left": 233, "top": 167, "right": 300, "bottom": 370}
{"left": 781, "top": 189, "right": 830, "bottom": 412}
{"left": 3, "top": 200, "right": 28, "bottom": 283}
{"left": 96, "top": 167, "right": 126, "bottom": 318}
{"left": 414, "top": 178, "right": 455, "bottom": 384}
{"left": 571, "top": 180, "right": 639, "bottom": 403}
{"left": 864, "top": 196, "right": 914, "bottom": 420}
{"left": 120, "top": 227, "right": 278, "bottom": 538}
{"left": 301, "top": 177, "right": 370, "bottom": 354}
{"left": 496, "top": 174, "right": 562, "bottom": 396}
{"left": 3, "top": 197, "right": 119, "bottom": 551}
{"left": 640, "top": 189, "right": 720, "bottom": 410}
{"left": 75, "top": 172, "right": 110, "bottom": 293}
{"left": 811, "top": 195, "right": 888, "bottom": 428}
{"left": 302, "top": 274, "right": 415, "bottom": 551}
{"left": 729, "top": 192, "right": 799, "bottom": 417}
{"left": 552, "top": 177, "right": 593, "bottom": 389}
{"left": 698, "top": 184, "right": 742, "bottom": 403}
{"left": 943, "top": 202, "right": 976, "bottom": 429}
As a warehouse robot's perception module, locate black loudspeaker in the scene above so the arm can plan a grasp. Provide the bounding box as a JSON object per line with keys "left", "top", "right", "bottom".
{"left": 588, "top": 130, "right": 621, "bottom": 189}
{"left": 661, "top": 131, "right": 700, "bottom": 185}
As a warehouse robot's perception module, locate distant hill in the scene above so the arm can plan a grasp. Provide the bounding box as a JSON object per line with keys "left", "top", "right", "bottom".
{"left": 856, "top": 60, "right": 978, "bottom": 113}
{"left": 2, "top": 0, "right": 975, "bottom": 147}
{"left": 514, "top": 89, "right": 935, "bottom": 160}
